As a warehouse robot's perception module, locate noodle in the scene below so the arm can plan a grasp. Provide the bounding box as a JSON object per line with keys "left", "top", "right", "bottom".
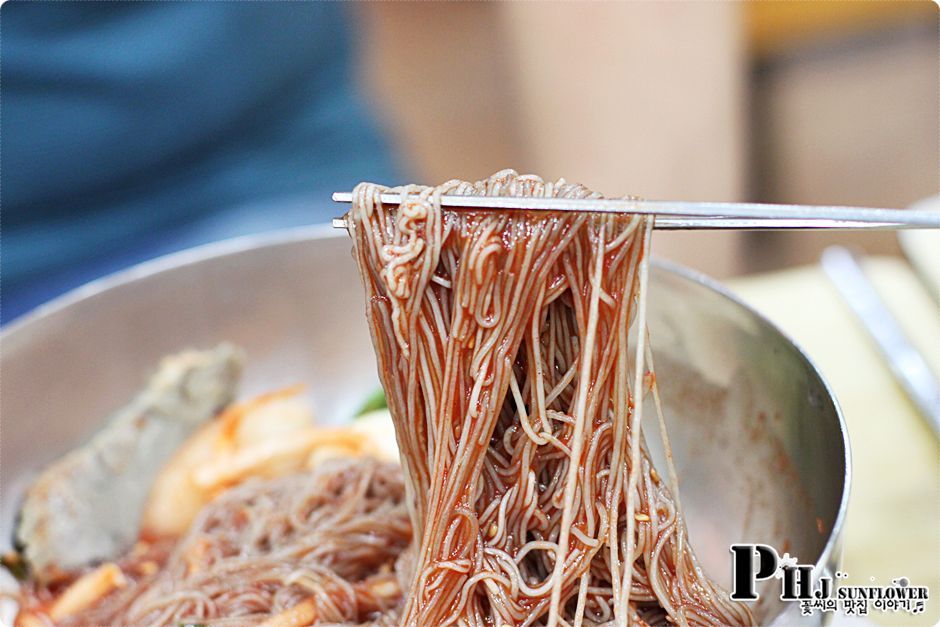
{"left": 22, "top": 458, "right": 411, "bottom": 626}
{"left": 14, "top": 169, "right": 754, "bottom": 627}
{"left": 348, "top": 170, "right": 753, "bottom": 626}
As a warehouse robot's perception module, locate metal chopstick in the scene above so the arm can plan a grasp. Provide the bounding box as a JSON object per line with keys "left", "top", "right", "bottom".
{"left": 330, "top": 193, "right": 940, "bottom": 231}
{"left": 331, "top": 216, "right": 912, "bottom": 231}
{"left": 822, "top": 246, "right": 940, "bottom": 437}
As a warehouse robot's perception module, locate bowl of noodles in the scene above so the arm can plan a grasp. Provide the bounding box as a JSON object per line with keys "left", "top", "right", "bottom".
{"left": 0, "top": 172, "right": 849, "bottom": 626}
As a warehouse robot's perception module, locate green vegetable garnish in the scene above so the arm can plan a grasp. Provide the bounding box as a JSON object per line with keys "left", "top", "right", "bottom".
{"left": 356, "top": 388, "right": 388, "bottom": 417}
{"left": 1, "top": 552, "right": 29, "bottom": 581}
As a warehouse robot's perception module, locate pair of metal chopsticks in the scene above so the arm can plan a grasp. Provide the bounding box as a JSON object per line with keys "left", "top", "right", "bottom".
{"left": 330, "top": 192, "right": 940, "bottom": 231}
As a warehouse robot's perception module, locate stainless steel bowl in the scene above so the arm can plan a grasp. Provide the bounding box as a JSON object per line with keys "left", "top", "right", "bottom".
{"left": 0, "top": 226, "right": 849, "bottom": 624}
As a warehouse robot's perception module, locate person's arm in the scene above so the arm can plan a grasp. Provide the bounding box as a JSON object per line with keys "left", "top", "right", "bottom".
{"left": 498, "top": 2, "right": 747, "bottom": 277}
{"left": 358, "top": 2, "right": 747, "bottom": 276}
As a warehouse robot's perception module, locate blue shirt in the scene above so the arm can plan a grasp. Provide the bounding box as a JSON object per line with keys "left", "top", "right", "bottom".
{"left": 1, "top": 2, "right": 399, "bottom": 322}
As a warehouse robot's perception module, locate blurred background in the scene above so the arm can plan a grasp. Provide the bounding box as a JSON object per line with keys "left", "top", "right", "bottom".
{"left": 358, "top": 1, "right": 937, "bottom": 277}
{"left": 2, "top": 1, "right": 937, "bottom": 320}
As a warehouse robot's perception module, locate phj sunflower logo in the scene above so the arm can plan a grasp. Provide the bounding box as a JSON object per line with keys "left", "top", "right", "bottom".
{"left": 729, "top": 544, "right": 929, "bottom": 617}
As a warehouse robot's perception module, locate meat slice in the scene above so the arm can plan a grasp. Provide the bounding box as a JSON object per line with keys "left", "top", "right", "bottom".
{"left": 15, "top": 344, "right": 243, "bottom": 581}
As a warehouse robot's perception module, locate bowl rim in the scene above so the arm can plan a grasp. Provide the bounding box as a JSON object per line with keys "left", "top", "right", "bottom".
{"left": 0, "top": 223, "right": 850, "bottom": 592}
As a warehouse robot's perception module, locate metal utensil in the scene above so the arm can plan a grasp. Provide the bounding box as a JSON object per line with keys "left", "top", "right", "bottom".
{"left": 822, "top": 246, "right": 940, "bottom": 436}
{"left": 331, "top": 192, "right": 940, "bottom": 230}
